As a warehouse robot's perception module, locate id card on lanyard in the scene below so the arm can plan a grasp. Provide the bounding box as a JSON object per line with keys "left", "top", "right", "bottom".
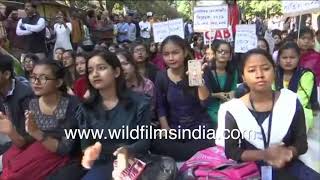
{"left": 250, "top": 92, "right": 275, "bottom": 180}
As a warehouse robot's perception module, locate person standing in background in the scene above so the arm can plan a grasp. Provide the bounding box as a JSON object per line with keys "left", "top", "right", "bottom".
{"left": 184, "top": 19, "right": 193, "bottom": 43}
{"left": 0, "top": 3, "right": 8, "bottom": 50}
{"left": 70, "top": 12, "right": 83, "bottom": 51}
{"left": 6, "top": 8, "right": 25, "bottom": 60}
{"left": 298, "top": 28, "right": 320, "bottom": 86}
{"left": 116, "top": 14, "right": 129, "bottom": 43}
{"left": 127, "top": 15, "right": 136, "bottom": 43}
{"left": 16, "top": 0, "right": 46, "bottom": 60}
{"left": 226, "top": 0, "right": 240, "bottom": 34}
{"left": 132, "top": 14, "right": 140, "bottom": 39}
{"left": 53, "top": 11, "right": 72, "bottom": 53}
{"left": 139, "top": 15, "right": 151, "bottom": 45}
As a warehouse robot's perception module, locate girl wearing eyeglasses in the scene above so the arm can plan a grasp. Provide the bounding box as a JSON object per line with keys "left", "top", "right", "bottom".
{"left": 201, "top": 40, "right": 239, "bottom": 126}
{"left": 130, "top": 42, "right": 159, "bottom": 83}
{"left": 23, "top": 53, "right": 39, "bottom": 80}
{"left": 1, "top": 60, "right": 80, "bottom": 180}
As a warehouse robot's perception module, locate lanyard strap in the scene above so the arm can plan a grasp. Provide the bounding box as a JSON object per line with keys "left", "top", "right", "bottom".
{"left": 213, "top": 69, "right": 224, "bottom": 92}
{"left": 249, "top": 92, "right": 275, "bottom": 149}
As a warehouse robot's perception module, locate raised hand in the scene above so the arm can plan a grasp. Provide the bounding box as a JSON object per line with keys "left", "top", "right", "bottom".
{"left": 25, "top": 110, "right": 39, "bottom": 134}
{"left": 82, "top": 142, "right": 102, "bottom": 169}
{"left": 25, "top": 110, "right": 45, "bottom": 141}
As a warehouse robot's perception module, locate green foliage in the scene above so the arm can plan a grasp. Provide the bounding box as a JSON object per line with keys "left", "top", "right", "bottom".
{"left": 123, "top": 0, "right": 179, "bottom": 18}
{"left": 62, "top": 0, "right": 192, "bottom": 19}
{"left": 175, "top": 0, "right": 193, "bottom": 20}
{"left": 238, "top": 0, "right": 283, "bottom": 19}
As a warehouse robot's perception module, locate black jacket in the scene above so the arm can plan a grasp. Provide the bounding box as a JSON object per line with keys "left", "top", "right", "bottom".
{"left": 0, "top": 78, "right": 34, "bottom": 154}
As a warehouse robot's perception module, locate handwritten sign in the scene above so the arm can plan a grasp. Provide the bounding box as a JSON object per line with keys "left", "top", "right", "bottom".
{"left": 193, "top": 5, "right": 228, "bottom": 32}
{"left": 153, "top": 18, "right": 184, "bottom": 43}
{"left": 203, "top": 26, "right": 233, "bottom": 45}
{"left": 168, "top": 18, "right": 185, "bottom": 39}
{"left": 153, "top": 21, "right": 169, "bottom": 43}
{"left": 282, "top": 0, "right": 320, "bottom": 16}
{"left": 234, "top": 24, "right": 257, "bottom": 53}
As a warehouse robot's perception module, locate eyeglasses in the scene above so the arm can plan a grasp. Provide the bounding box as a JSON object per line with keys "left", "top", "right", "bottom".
{"left": 134, "top": 48, "right": 146, "bottom": 53}
{"left": 30, "top": 75, "right": 56, "bottom": 84}
{"left": 23, "top": 60, "right": 33, "bottom": 65}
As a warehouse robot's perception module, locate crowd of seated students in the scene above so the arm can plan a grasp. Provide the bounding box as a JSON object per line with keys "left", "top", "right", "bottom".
{"left": 0, "top": 26, "right": 320, "bottom": 180}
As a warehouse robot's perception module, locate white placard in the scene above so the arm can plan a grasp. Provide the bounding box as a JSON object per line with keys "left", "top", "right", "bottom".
{"left": 193, "top": 5, "right": 228, "bottom": 32}
{"left": 168, "top": 18, "right": 185, "bottom": 39}
{"left": 234, "top": 24, "right": 257, "bottom": 53}
{"left": 152, "top": 18, "right": 184, "bottom": 43}
{"left": 203, "top": 26, "right": 233, "bottom": 45}
{"left": 153, "top": 21, "right": 169, "bottom": 43}
{"left": 282, "top": 0, "right": 320, "bottom": 16}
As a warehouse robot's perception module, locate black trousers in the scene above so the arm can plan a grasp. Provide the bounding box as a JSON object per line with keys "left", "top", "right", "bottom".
{"left": 150, "top": 138, "right": 214, "bottom": 161}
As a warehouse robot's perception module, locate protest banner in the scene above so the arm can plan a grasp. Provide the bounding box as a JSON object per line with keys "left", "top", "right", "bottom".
{"left": 153, "top": 18, "right": 184, "bottom": 43}
{"left": 193, "top": 5, "right": 228, "bottom": 32}
{"left": 282, "top": 0, "right": 320, "bottom": 16}
{"left": 234, "top": 24, "right": 257, "bottom": 53}
{"left": 203, "top": 26, "right": 233, "bottom": 45}
{"left": 168, "top": 18, "right": 185, "bottom": 39}
{"left": 153, "top": 21, "right": 169, "bottom": 43}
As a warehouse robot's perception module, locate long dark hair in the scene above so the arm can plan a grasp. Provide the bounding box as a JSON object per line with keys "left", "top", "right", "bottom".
{"left": 75, "top": 52, "right": 88, "bottom": 77}
{"left": 116, "top": 50, "right": 145, "bottom": 87}
{"left": 84, "top": 51, "right": 130, "bottom": 111}
{"left": 275, "top": 42, "right": 301, "bottom": 90}
{"left": 33, "top": 59, "right": 68, "bottom": 94}
{"left": 275, "top": 42, "right": 319, "bottom": 110}
{"left": 209, "top": 40, "right": 237, "bottom": 92}
{"left": 160, "top": 35, "right": 195, "bottom": 95}
{"left": 257, "top": 37, "right": 270, "bottom": 54}
{"left": 276, "top": 41, "right": 300, "bottom": 65}
{"left": 24, "top": 53, "right": 40, "bottom": 79}
{"left": 130, "top": 42, "right": 149, "bottom": 62}
{"left": 212, "top": 40, "right": 233, "bottom": 70}
{"left": 160, "top": 35, "right": 193, "bottom": 75}
{"left": 240, "top": 48, "right": 275, "bottom": 76}
{"left": 62, "top": 50, "right": 77, "bottom": 87}
{"left": 240, "top": 48, "right": 275, "bottom": 93}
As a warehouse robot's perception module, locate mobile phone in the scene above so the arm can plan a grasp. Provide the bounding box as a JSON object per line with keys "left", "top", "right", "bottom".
{"left": 188, "top": 60, "right": 203, "bottom": 87}
{"left": 117, "top": 153, "right": 127, "bottom": 171}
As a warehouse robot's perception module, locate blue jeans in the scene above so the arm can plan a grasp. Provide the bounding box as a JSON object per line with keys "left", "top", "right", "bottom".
{"left": 82, "top": 162, "right": 113, "bottom": 180}
{"left": 271, "top": 159, "right": 320, "bottom": 180}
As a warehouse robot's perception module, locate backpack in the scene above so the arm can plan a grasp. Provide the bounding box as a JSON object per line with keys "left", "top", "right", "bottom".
{"left": 138, "top": 154, "right": 178, "bottom": 180}
{"left": 156, "top": 71, "right": 170, "bottom": 115}
{"left": 298, "top": 69, "right": 320, "bottom": 112}
{"left": 178, "top": 146, "right": 260, "bottom": 180}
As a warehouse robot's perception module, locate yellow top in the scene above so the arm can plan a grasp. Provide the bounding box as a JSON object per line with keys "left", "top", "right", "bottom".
{"left": 283, "top": 71, "right": 315, "bottom": 131}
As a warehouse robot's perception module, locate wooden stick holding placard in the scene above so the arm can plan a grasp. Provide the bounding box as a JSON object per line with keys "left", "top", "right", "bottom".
{"left": 297, "top": 14, "right": 302, "bottom": 40}
{"left": 209, "top": 29, "right": 212, "bottom": 50}
{"left": 209, "top": 19, "right": 212, "bottom": 50}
